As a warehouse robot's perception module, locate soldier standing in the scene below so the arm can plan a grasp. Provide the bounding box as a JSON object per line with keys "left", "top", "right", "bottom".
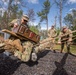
{"left": 48, "top": 25, "right": 57, "bottom": 50}
{"left": 58, "top": 26, "right": 72, "bottom": 53}
{"left": 34, "top": 25, "right": 57, "bottom": 53}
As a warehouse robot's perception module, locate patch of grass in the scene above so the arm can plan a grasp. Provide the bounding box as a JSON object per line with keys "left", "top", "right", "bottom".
{"left": 70, "top": 45, "right": 76, "bottom": 54}
{"left": 54, "top": 44, "right": 76, "bottom": 54}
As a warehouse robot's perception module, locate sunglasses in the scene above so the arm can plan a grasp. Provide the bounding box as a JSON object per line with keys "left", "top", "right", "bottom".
{"left": 24, "top": 20, "right": 28, "bottom": 22}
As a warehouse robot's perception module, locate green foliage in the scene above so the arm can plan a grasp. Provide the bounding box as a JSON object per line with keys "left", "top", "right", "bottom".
{"left": 56, "top": 27, "right": 60, "bottom": 35}
{"left": 0, "top": 0, "right": 25, "bottom": 29}
{"left": 43, "top": 0, "right": 51, "bottom": 14}
{"left": 55, "top": 27, "right": 60, "bottom": 41}
{"left": 1, "top": 7, "right": 23, "bottom": 29}
{"left": 55, "top": 45, "right": 76, "bottom": 54}
{"left": 9, "top": 5, "right": 23, "bottom": 21}
{"left": 37, "top": 0, "right": 51, "bottom": 20}
{"left": 40, "top": 30, "right": 47, "bottom": 39}
{"left": 27, "top": 9, "right": 35, "bottom": 22}
{"left": 64, "top": 14, "right": 73, "bottom": 28}
{"left": 64, "top": 9, "right": 76, "bottom": 29}
{"left": 71, "top": 26, "right": 76, "bottom": 43}
{"left": 29, "top": 26, "right": 39, "bottom": 34}
{"left": 37, "top": 0, "right": 51, "bottom": 30}
{"left": 64, "top": 9, "right": 76, "bottom": 43}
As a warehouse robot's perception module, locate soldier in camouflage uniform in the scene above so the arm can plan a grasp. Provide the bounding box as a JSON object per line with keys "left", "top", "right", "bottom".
{"left": 13, "top": 15, "right": 36, "bottom": 62}
{"left": 58, "top": 26, "right": 72, "bottom": 53}
{"left": 0, "top": 15, "right": 37, "bottom": 62}
{"left": 34, "top": 25, "right": 57, "bottom": 53}
{"left": 11, "top": 15, "right": 29, "bottom": 53}
{"left": 48, "top": 25, "right": 57, "bottom": 50}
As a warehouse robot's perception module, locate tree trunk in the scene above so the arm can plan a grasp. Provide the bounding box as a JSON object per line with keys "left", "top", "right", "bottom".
{"left": 59, "top": 0, "right": 62, "bottom": 30}
{"left": 46, "top": 15, "right": 48, "bottom": 34}
{"left": 54, "top": 16, "right": 57, "bottom": 28}
{"left": 7, "top": 0, "right": 12, "bottom": 29}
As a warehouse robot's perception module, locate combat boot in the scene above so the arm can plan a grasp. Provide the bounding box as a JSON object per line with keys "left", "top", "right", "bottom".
{"left": 60, "top": 49, "right": 65, "bottom": 53}
{"left": 31, "top": 52, "right": 37, "bottom": 62}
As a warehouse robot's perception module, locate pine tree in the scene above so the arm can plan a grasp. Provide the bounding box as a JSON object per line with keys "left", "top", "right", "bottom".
{"left": 37, "top": 0, "right": 51, "bottom": 31}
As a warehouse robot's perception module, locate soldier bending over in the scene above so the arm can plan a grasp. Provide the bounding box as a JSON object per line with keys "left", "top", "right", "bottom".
{"left": 58, "top": 26, "right": 72, "bottom": 53}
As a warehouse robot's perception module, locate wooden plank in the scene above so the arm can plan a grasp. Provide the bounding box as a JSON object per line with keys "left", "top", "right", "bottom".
{"left": 17, "top": 25, "right": 40, "bottom": 43}
{"left": 2, "top": 29, "right": 26, "bottom": 40}
{"left": 2, "top": 28, "right": 40, "bottom": 43}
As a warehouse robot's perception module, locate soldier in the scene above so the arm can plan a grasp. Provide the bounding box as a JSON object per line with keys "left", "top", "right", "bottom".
{"left": 10, "top": 15, "right": 29, "bottom": 53}
{"left": 34, "top": 25, "right": 57, "bottom": 54}
{"left": 0, "top": 15, "right": 36, "bottom": 62}
{"left": 48, "top": 25, "right": 57, "bottom": 50}
{"left": 12, "top": 22, "right": 19, "bottom": 32}
{"left": 58, "top": 26, "right": 72, "bottom": 53}
{"left": 12, "top": 15, "right": 35, "bottom": 62}
{"left": 11, "top": 15, "right": 29, "bottom": 32}
{"left": 20, "top": 15, "right": 29, "bottom": 28}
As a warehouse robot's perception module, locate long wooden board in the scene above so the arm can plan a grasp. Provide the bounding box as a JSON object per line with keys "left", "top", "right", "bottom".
{"left": 2, "top": 28, "right": 40, "bottom": 43}
{"left": 2, "top": 29, "right": 26, "bottom": 40}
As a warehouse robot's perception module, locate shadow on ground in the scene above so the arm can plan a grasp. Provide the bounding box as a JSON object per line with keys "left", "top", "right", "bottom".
{"left": 53, "top": 53, "right": 69, "bottom": 75}
{"left": 0, "top": 50, "right": 50, "bottom": 75}
{"left": 37, "top": 50, "right": 50, "bottom": 60}
{"left": 0, "top": 54, "right": 21, "bottom": 75}
{"left": 25, "top": 50, "right": 50, "bottom": 67}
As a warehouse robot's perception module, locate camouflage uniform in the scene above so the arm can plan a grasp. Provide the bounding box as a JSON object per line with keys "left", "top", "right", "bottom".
{"left": 0, "top": 15, "right": 37, "bottom": 62}
{"left": 48, "top": 26, "right": 57, "bottom": 50}
{"left": 14, "top": 41, "right": 33, "bottom": 62}
{"left": 58, "top": 27, "right": 72, "bottom": 53}
{"left": 0, "top": 39, "right": 35, "bottom": 62}
{"left": 34, "top": 38, "right": 53, "bottom": 53}
{"left": 13, "top": 15, "right": 35, "bottom": 62}
{"left": 34, "top": 26, "right": 57, "bottom": 53}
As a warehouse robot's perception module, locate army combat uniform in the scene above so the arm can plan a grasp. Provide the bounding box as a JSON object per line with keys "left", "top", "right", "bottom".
{"left": 14, "top": 41, "right": 34, "bottom": 62}
{"left": 58, "top": 27, "right": 72, "bottom": 53}
{"left": 0, "top": 15, "right": 37, "bottom": 62}
{"left": 34, "top": 26, "right": 57, "bottom": 53}
{"left": 12, "top": 15, "right": 36, "bottom": 62}
{"left": 0, "top": 39, "right": 34, "bottom": 62}
{"left": 48, "top": 26, "right": 57, "bottom": 50}
{"left": 34, "top": 38, "right": 53, "bottom": 53}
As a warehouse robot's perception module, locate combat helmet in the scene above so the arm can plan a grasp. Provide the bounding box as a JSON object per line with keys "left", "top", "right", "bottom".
{"left": 21, "top": 15, "right": 29, "bottom": 22}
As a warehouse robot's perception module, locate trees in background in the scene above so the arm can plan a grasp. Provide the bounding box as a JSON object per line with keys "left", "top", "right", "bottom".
{"left": 30, "top": 26, "right": 39, "bottom": 35}
{"left": 64, "top": 9, "right": 76, "bottom": 43}
{"left": 26, "top": 8, "right": 40, "bottom": 34}
{"left": 37, "top": 0, "right": 51, "bottom": 31}
{"left": 0, "top": 0, "right": 40, "bottom": 35}
{"left": 54, "top": 0, "right": 67, "bottom": 30}
{"left": 27, "top": 8, "right": 35, "bottom": 22}
{"left": 64, "top": 9, "right": 76, "bottom": 30}
{"left": 0, "top": 0, "right": 26, "bottom": 29}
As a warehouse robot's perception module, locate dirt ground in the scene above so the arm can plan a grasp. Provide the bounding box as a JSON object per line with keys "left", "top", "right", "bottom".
{"left": 0, "top": 50, "right": 76, "bottom": 75}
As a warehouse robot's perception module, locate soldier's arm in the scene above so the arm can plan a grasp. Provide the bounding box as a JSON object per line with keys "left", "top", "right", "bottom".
{"left": 47, "top": 29, "right": 50, "bottom": 37}
{"left": 68, "top": 29, "right": 72, "bottom": 41}
{"left": 52, "top": 29, "right": 57, "bottom": 38}
{"left": 58, "top": 32, "right": 62, "bottom": 43}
